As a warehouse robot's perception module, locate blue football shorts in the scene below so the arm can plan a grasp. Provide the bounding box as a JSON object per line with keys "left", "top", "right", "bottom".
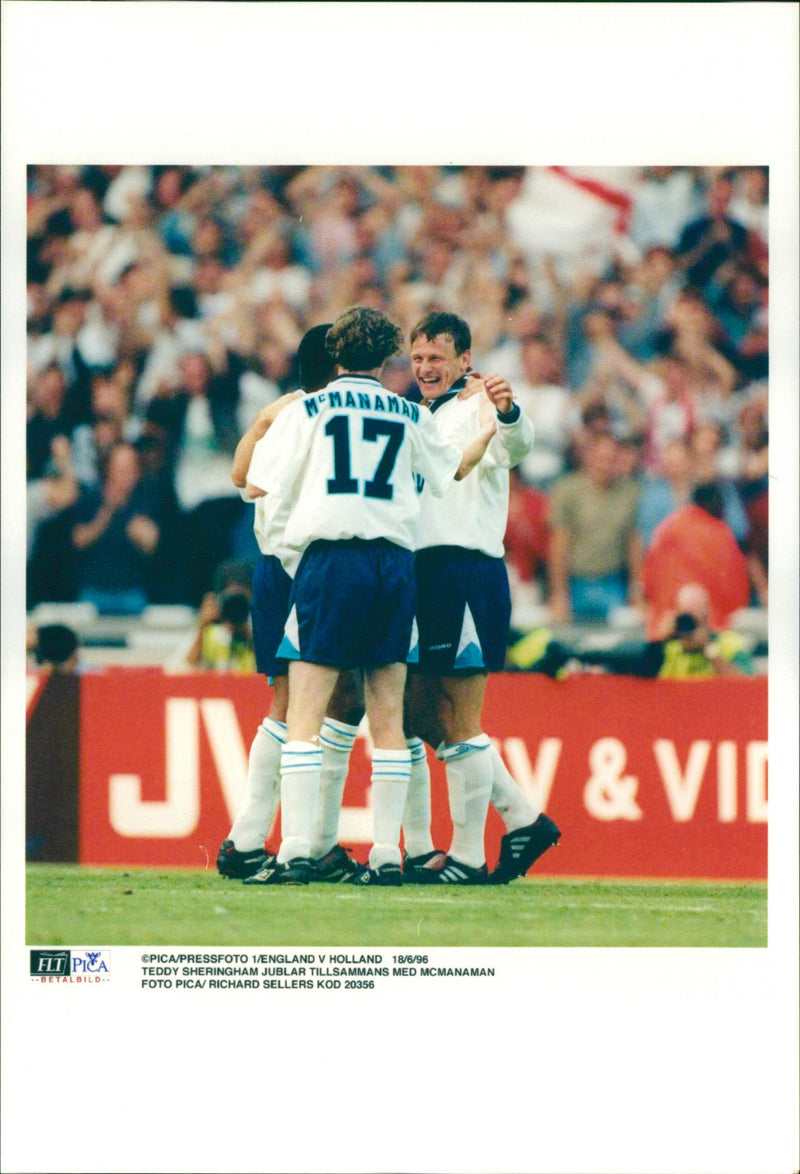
{"left": 250, "top": 553, "right": 293, "bottom": 678}
{"left": 412, "top": 546, "right": 511, "bottom": 675}
{"left": 277, "top": 538, "right": 416, "bottom": 669}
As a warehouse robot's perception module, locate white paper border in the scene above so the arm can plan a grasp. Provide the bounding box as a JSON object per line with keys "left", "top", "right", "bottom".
{"left": 2, "top": 4, "right": 798, "bottom": 1173}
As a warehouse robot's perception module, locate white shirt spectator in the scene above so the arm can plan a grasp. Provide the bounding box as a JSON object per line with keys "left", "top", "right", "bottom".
{"left": 249, "top": 266, "right": 312, "bottom": 311}
{"left": 513, "top": 381, "right": 580, "bottom": 487}
{"left": 102, "top": 167, "right": 153, "bottom": 223}
{"left": 629, "top": 169, "right": 701, "bottom": 251}
{"left": 236, "top": 371, "right": 281, "bottom": 435}
{"left": 134, "top": 319, "right": 208, "bottom": 409}
{"left": 75, "top": 304, "right": 119, "bottom": 369}
{"left": 174, "top": 396, "right": 241, "bottom": 511}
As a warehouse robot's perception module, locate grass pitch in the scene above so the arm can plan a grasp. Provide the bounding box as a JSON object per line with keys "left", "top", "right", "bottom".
{"left": 26, "top": 865, "right": 767, "bottom": 947}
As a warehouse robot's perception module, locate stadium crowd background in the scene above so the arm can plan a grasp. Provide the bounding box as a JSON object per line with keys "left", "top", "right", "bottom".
{"left": 25, "top": 164, "right": 769, "bottom": 665}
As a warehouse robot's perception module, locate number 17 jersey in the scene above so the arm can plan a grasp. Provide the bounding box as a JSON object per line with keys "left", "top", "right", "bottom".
{"left": 246, "top": 374, "right": 462, "bottom": 554}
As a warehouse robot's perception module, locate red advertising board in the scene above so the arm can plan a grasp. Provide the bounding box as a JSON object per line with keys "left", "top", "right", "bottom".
{"left": 480, "top": 675, "right": 767, "bottom": 879}
{"left": 74, "top": 670, "right": 767, "bottom": 879}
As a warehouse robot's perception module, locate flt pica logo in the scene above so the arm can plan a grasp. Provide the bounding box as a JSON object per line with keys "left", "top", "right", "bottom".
{"left": 30, "top": 950, "right": 111, "bottom": 982}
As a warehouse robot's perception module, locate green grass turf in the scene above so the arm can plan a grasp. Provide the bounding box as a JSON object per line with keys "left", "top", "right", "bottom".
{"left": 25, "top": 865, "right": 767, "bottom": 947}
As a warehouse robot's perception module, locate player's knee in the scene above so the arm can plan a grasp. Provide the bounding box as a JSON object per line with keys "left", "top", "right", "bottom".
{"left": 327, "top": 696, "right": 365, "bottom": 727}
{"left": 327, "top": 670, "right": 365, "bottom": 726}
{"left": 403, "top": 675, "right": 442, "bottom": 747}
{"left": 404, "top": 716, "right": 442, "bottom": 750}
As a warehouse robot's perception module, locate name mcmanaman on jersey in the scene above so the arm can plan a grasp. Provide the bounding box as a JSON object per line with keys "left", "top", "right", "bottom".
{"left": 246, "top": 374, "right": 462, "bottom": 554}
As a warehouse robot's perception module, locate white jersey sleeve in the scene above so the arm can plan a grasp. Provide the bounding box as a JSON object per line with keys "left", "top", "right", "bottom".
{"left": 235, "top": 391, "right": 307, "bottom": 577}
{"left": 415, "top": 394, "right": 534, "bottom": 557}
{"left": 247, "top": 399, "right": 311, "bottom": 500}
{"left": 482, "top": 400, "right": 535, "bottom": 470}
{"left": 409, "top": 405, "right": 462, "bottom": 496}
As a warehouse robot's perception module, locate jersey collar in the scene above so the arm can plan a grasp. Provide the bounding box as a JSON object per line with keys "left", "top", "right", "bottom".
{"left": 428, "top": 374, "right": 469, "bottom": 414}
{"left": 329, "top": 373, "right": 382, "bottom": 386}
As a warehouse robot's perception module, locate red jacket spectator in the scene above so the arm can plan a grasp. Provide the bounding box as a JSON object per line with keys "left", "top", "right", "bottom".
{"left": 642, "top": 485, "right": 749, "bottom": 638}
{"left": 504, "top": 473, "right": 550, "bottom": 585}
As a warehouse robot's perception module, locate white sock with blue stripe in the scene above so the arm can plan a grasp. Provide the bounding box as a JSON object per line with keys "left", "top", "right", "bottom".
{"left": 490, "top": 745, "right": 540, "bottom": 831}
{"left": 402, "top": 737, "right": 435, "bottom": 858}
{"left": 278, "top": 740, "right": 322, "bottom": 863}
{"left": 228, "top": 717, "right": 285, "bottom": 851}
{"left": 440, "top": 734, "right": 493, "bottom": 868}
{"left": 369, "top": 748, "right": 412, "bottom": 871}
{"left": 310, "top": 718, "right": 360, "bottom": 858}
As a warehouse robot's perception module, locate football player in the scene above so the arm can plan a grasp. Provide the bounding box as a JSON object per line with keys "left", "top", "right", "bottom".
{"left": 403, "top": 311, "right": 562, "bottom": 884}
{"left": 216, "top": 325, "right": 367, "bottom": 884}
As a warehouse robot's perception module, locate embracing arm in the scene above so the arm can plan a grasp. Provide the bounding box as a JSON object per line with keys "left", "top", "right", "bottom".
{"left": 454, "top": 413, "right": 498, "bottom": 480}
{"left": 231, "top": 391, "right": 303, "bottom": 488}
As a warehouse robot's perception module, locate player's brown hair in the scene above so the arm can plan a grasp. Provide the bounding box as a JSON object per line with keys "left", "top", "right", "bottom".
{"left": 410, "top": 311, "right": 471, "bottom": 356}
{"left": 325, "top": 306, "right": 403, "bottom": 372}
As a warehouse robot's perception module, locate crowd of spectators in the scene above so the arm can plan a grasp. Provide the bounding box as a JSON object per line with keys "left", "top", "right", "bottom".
{"left": 26, "top": 164, "right": 769, "bottom": 635}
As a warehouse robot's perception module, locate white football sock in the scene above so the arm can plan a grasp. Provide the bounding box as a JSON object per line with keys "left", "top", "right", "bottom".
{"left": 489, "top": 745, "right": 540, "bottom": 832}
{"left": 440, "top": 734, "right": 493, "bottom": 868}
{"left": 402, "top": 737, "right": 435, "bottom": 858}
{"left": 310, "top": 717, "right": 359, "bottom": 858}
{"left": 228, "top": 717, "right": 285, "bottom": 851}
{"left": 277, "top": 741, "right": 322, "bottom": 863}
{"left": 369, "top": 748, "right": 411, "bottom": 870}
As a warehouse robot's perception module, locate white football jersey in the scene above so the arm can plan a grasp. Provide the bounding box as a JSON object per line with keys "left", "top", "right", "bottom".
{"left": 247, "top": 375, "right": 462, "bottom": 553}
{"left": 416, "top": 392, "right": 535, "bottom": 556}
{"left": 247, "top": 391, "right": 308, "bottom": 577}
{"left": 251, "top": 493, "right": 304, "bottom": 576}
